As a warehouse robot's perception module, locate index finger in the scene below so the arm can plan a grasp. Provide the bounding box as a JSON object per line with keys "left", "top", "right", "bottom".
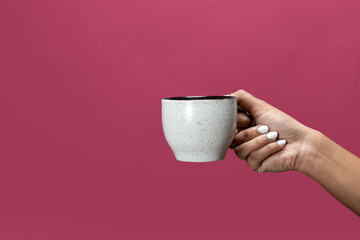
{"left": 237, "top": 112, "right": 252, "bottom": 128}
{"left": 230, "top": 89, "right": 263, "bottom": 113}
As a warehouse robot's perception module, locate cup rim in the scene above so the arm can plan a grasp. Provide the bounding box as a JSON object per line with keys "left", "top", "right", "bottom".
{"left": 162, "top": 95, "right": 235, "bottom": 101}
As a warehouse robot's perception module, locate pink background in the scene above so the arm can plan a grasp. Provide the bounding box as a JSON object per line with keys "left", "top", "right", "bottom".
{"left": 0, "top": 0, "right": 359, "bottom": 239}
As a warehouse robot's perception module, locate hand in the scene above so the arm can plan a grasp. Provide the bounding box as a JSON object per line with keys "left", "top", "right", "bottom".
{"left": 229, "top": 90, "right": 322, "bottom": 173}
{"left": 229, "top": 90, "right": 360, "bottom": 216}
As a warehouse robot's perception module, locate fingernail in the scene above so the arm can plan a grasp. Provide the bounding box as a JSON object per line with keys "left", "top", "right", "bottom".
{"left": 266, "top": 131, "right": 278, "bottom": 140}
{"left": 257, "top": 167, "right": 263, "bottom": 173}
{"left": 277, "top": 139, "right": 287, "bottom": 146}
{"left": 257, "top": 125, "right": 269, "bottom": 134}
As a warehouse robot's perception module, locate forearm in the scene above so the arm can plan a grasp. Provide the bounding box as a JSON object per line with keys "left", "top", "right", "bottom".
{"left": 299, "top": 130, "right": 360, "bottom": 216}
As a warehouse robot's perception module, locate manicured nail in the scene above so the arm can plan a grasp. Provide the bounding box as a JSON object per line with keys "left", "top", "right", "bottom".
{"left": 277, "top": 139, "right": 287, "bottom": 146}
{"left": 257, "top": 125, "right": 269, "bottom": 134}
{"left": 266, "top": 131, "right": 278, "bottom": 140}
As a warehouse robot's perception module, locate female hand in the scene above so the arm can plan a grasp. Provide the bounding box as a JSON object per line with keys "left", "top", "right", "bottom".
{"left": 229, "top": 90, "right": 322, "bottom": 173}
{"left": 230, "top": 89, "right": 360, "bottom": 216}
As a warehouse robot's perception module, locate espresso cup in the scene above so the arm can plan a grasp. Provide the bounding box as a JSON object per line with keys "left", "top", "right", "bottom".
{"left": 161, "top": 95, "right": 237, "bottom": 162}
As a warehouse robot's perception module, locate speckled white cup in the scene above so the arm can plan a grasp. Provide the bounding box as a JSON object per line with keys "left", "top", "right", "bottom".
{"left": 162, "top": 96, "right": 237, "bottom": 162}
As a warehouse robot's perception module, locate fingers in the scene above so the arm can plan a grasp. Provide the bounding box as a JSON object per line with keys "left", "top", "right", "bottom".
{"left": 231, "top": 122, "right": 288, "bottom": 173}
{"left": 230, "top": 125, "right": 269, "bottom": 149}
{"left": 234, "top": 131, "right": 279, "bottom": 159}
{"left": 256, "top": 143, "right": 290, "bottom": 173}
{"left": 230, "top": 89, "right": 265, "bottom": 114}
{"left": 247, "top": 140, "right": 287, "bottom": 172}
{"left": 237, "top": 113, "right": 252, "bottom": 128}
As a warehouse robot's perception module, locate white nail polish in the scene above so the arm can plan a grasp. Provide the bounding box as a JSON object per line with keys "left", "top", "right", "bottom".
{"left": 257, "top": 125, "right": 269, "bottom": 134}
{"left": 266, "top": 131, "right": 278, "bottom": 140}
{"left": 277, "top": 139, "right": 287, "bottom": 146}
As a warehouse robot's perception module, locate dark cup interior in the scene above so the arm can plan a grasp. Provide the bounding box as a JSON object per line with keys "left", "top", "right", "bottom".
{"left": 162, "top": 96, "right": 235, "bottom": 100}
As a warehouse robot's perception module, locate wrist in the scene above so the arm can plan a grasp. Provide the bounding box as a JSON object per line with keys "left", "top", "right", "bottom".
{"left": 294, "top": 128, "right": 326, "bottom": 175}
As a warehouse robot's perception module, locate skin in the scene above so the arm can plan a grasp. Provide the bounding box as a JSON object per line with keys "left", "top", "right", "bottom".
{"left": 230, "top": 89, "right": 360, "bottom": 216}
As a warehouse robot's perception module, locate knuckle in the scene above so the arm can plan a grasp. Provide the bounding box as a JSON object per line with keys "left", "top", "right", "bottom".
{"left": 244, "top": 117, "right": 251, "bottom": 126}
{"left": 235, "top": 146, "right": 246, "bottom": 160}
{"left": 247, "top": 159, "right": 257, "bottom": 171}
{"left": 247, "top": 152, "right": 257, "bottom": 163}
{"left": 232, "top": 135, "right": 240, "bottom": 145}
{"left": 265, "top": 144, "right": 273, "bottom": 152}
{"left": 242, "top": 130, "right": 249, "bottom": 139}
{"left": 234, "top": 129, "right": 248, "bottom": 144}
{"left": 234, "top": 89, "right": 248, "bottom": 101}
{"left": 238, "top": 113, "right": 251, "bottom": 126}
{"left": 235, "top": 151, "right": 244, "bottom": 160}
{"left": 237, "top": 89, "right": 246, "bottom": 96}
{"left": 247, "top": 153, "right": 260, "bottom": 171}
{"left": 254, "top": 137, "right": 263, "bottom": 146}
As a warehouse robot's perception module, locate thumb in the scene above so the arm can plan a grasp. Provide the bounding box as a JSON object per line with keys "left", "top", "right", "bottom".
{"left": 230, "top": 89, "right": 265, "bottom": 114}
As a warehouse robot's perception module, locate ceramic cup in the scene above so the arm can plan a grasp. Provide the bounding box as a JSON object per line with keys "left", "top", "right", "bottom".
{"left": 161, "top": 95, "right": 237, "bottom": 162}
